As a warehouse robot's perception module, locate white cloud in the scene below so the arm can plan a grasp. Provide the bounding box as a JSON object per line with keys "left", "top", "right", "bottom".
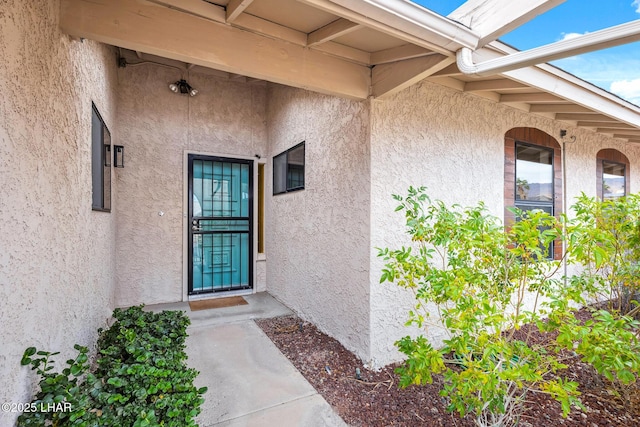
{"left": 610, "top": 78, "right": 640, "bottom": 105}
{"left": 633, "top": 1, "right": 640, "bottom": 14}
{"left": 559, "top": 32, "right": 588, "bottom": 41}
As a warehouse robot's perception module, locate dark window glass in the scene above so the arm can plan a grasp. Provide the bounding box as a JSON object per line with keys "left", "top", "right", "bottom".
{"left": 273, "top": 142, "right": 305, "bottom": 195}
{"left": 515, "top": 143, "right": 554, "bottom": 258}
{"left": 602, "top": 161, "right": 625, "bottom": 200}
{"left": 92, "top": 103, "right": 111, "bottom": 211}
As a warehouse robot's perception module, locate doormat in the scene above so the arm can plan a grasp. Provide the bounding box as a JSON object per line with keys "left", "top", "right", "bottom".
{"left": 189, "top": 296, "right": 248, "bottom": 311}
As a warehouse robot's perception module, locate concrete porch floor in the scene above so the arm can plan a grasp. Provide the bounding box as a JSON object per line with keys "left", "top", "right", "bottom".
{"left": 145, "top": 293, "right": 348, "bottom": 427}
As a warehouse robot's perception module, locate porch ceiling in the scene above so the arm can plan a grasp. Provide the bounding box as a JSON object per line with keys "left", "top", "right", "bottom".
{"left": 60, "top": 0, "right": 640, "bottom": 143}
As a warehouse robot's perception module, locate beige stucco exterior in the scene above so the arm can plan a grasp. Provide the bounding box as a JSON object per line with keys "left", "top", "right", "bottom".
{"left": 114, "top": 65, "right": 268, "bottom": 307}
{"left": 0, "top": 1, "right": 118, "bottom": 424}
{"left": 4, "top": 0, "right": 640, "bottom": 419}
{"left": 265, "top": 85, "right": 372, "bottom": 360}
{"left": 368, "top": 80, "right": 640, "bottom": 364}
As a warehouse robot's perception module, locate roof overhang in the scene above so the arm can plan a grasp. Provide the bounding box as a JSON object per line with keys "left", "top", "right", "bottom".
{"left": 59, "top": 0, "right": 640, "bottom": 142}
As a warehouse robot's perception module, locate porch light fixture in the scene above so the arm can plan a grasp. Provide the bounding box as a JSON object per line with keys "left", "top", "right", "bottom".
{"left": 114, "top": 145, "right": 125, "bottom": 168}
{"left": 169, "top": 79, "right": 198, "bottom": 97}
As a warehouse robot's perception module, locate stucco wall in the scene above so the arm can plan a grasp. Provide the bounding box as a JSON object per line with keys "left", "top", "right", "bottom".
{"left": 0, "top": 1, "right": 118, "bottom": 423}
{"left": 265, "top": 84, "right": 372, "bottom": 361}
{"left": 115, "top": 66, "right": 267, "bottom": 306}
{"left": 369, "top": 80, "right": 640, "bottom": 365}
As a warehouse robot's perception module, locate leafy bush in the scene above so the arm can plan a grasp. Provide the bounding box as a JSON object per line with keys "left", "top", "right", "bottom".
{"left": 379, "top": 187, "right": 640, "bottom": 427}
{"left": 568, "top": 193, "right": 640, "bottom": 316}
{"left": 18, "top": 306, "right": 207, "bottom": 427}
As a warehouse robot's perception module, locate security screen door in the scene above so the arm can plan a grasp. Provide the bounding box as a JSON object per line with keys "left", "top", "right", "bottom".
{"left": 188, "top": 155, "right": 253, "bottom": 295}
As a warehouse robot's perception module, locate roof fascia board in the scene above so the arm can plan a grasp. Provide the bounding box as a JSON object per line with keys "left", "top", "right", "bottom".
{"left": 448, "top": 0, "right": 566, "bottom": 48}
{"left": 298, "top": 0, "right": 478, "bottom": 54}
{"left": 479, "top": 42, "right": 640, "bottom": 128}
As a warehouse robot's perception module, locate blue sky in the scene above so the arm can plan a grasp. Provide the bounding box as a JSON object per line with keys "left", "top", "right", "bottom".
{"left": 411, "top": 1, "right": 640, "bottom": 105}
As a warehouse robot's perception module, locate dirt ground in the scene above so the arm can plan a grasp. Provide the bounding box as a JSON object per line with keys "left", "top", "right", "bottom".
{"left": 256, "top": 315, "right": 640, "bottom": 427}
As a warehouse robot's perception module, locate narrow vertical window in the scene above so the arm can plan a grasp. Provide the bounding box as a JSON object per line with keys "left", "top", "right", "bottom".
{"left": 258, "top": 163, "right": 265, "bottom": 253}
{"left": 505, "top": 128, "right": 562, "bottom": 260}
{"left": 602, "top": 162, "right": 625, "bottom": 200}
{"left": 273, "top": 142, "right": 305, "bottom": 195}
{"left": 515, "top": 143, "right": 554, "bottom": 214}
{"left": 91, "top": 103, "right": 111, "bottom": 211}
{"left": 596, "top": 149, "right": 629, "bottom": 201}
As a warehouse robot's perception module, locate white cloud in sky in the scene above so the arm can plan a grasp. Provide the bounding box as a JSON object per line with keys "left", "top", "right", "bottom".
{"left": 559, "top": 32, "right": 588, "bottom": 41}
{"left": 633, "top": 1, "right": 640, "bottom": 14}
{"left": 610, "top": 78, "right": 640, "bottom": 105}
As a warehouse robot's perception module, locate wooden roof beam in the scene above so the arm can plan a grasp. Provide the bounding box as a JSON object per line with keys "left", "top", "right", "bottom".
{"left": 60, "top": 0, "right": 371, "bottom": 100}
{"left": 556, "top": 113, "right": 619, "bottom": 122}
{"left": 529, "top": 104, "right": 592, "bottom": 113}
{"left": 464, "top": 79, "right": 528, "bottom": 92}
{"left": 226, "top": 0, "right": 254, "bottom": 23}
{"left": 372, "top": 54, "right": 454, "bottom": 99}
{"left": 370, "top": 44, "right": 432, "bottom": 65}
{"left": 500, "top": 93, "right": 565, "bottom": 103}
{"left": 307, "top": 18, "right": 362, "bottom": 47}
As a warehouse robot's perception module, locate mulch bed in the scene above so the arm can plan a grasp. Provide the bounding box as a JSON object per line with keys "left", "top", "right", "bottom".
{"left": 256, "top": 315, "right": 640, "bottom": 427}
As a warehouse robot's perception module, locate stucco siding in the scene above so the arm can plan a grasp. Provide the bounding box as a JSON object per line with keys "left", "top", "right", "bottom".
{"left": 0, "top": 1, "right": 118, "bottom": 423}
{"left": 369, "top": 80, "right": 640, "bottom": 365}
{"left": 114, "top": 67, "right": 267, "bottom": 306}
{"left": 265, "top": 84, "right": 372, "bottom": 361}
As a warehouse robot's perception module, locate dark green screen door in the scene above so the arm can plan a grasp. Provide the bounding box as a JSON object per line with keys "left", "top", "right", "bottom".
{"left": 188, "top": 155, "right": 253, "bottom": 294}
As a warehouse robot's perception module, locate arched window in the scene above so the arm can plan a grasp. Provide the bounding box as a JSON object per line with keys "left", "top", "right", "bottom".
{"left": 504, "top": 128, "right": 562, "bottom": 260}
{"left": 596, "top": 149, "right": 629, "bottom": 200}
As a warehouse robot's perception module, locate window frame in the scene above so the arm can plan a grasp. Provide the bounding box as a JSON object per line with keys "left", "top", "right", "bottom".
{"left": 91, "top": 102, "right": 111, "bottom": 212}
{"left": 596, "top": 149, "right": 630, "bottom": 201}
{"left": 505, "top": 128, "right": 562, "bottom": 260}
{"left": 273, "top": 141, "right": 305, "bottom": 195}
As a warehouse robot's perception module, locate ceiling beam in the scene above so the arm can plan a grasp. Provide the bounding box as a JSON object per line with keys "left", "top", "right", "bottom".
{"left": 60, "top": 0, "right": 371, "bottom": 100}
{"left": 449, "top": 0, "right": 566, "bottom": 47}
{"left": 148, "top": 0, "right": 225, "bottom": 22}
{"left": 577, "top": 121, "right": 635, "bottom": 129}
{"left": 226, "top": 0, "right": 254, "bottom": 23}
{"left": 555, "top": 113, "right": 619, "bottom": 122}
{"left": 597, "top": 128, "right": 640, "bottom": 135}
{"left": 372, "top": 54, "right": 454, "bottom": 99}
{"left": 151, "top": 0, "right": 369, "bottom": 64}
{"left": 500, "top": 93, "right": 565, "bottom": 103}
{"left": 611, "top": 133, "right": 640, "bottom": 139}
{"left": 370, "top": 44, "right": 432, "bottom": 65}
{"left": 463, "top": 79, "right": 528, "bottom": 92}
{"left": 298, "top": 0, "right": 473, "bottom": 54}
{"left": 430, "top": 63, "right": 461, "bottom": 77}
{"left": 529, "top": 104, "right": 592, "bottom": 113}
{"left": 307, "top": 18, "right": 361, "bottom": 47}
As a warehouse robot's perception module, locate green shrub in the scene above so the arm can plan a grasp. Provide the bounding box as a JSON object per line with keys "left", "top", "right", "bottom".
{"left": 18, "top": 306, "right": 207, "bottom": 427}
{"left": 379, "top": 187, "right": 640, "bottom": 427}
{"left": 568, "top": 193, "right": 640, "bottom": 316}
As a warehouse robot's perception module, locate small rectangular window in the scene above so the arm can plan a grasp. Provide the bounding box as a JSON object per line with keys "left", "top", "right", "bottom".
{"left": 91, "top": 103, "right": 111, "bottom": 211}
{"left": 602, "top": 161, "right": 625, "bottom": 200}
{"left": 273, "top": 142, "right": 305, "bottom": 195}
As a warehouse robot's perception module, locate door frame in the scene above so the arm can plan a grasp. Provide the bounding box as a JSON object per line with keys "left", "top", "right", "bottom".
{"left": 182, "top": 150, "right": 260, "bottom": 301}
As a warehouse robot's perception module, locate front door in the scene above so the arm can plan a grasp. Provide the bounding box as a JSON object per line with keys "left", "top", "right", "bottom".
{"left": 188, "top": 155, "right": 253, "bottom": 295}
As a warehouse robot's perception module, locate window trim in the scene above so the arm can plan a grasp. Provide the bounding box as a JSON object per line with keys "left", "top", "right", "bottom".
{"left": 91, "top": 102, "right": 111, "bottom": 212}
{"left": 273, "top": 141, "right": 305, "bottom": 195}
{"left": 596, "top": 149, "right": 630, "bottom": 200}
{"left": 505, "top": 127, "right": 562, "bottom": 260}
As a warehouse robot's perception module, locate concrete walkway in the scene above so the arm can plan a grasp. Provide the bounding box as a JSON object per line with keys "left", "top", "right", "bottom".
{"left": 146, "top": 293, "right": 348, "bottom": 427}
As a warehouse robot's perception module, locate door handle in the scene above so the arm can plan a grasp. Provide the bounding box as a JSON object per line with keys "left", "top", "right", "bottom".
{"left": 192, "top": 225, "right": 202, "bottom": 231}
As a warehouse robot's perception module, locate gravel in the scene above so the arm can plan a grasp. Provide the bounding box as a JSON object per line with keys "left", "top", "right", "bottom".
{"left": 256, "top": 315, "right": 639, "bottom": 427}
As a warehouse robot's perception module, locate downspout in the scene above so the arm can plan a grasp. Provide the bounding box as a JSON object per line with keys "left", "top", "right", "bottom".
{"left": 457, "top": 19, "right": 640, "bottom": 77}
